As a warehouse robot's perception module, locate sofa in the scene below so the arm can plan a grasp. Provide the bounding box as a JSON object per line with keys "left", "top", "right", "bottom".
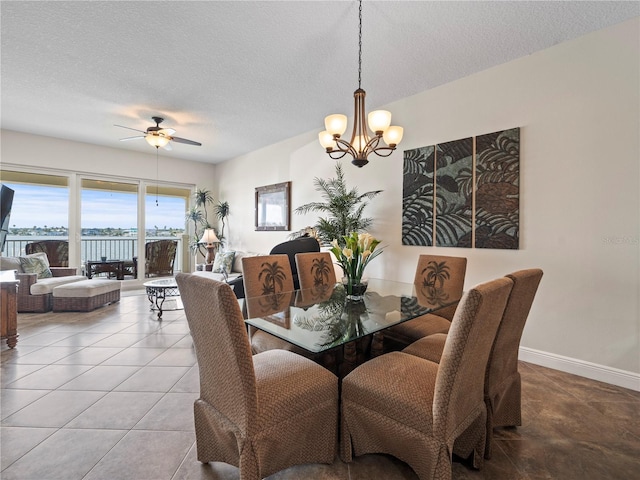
{"left": 192, "top": 250, "right": 259, "bottom": 298}
{"left": 0, "top": 254, "right": 86, "bottom": 312}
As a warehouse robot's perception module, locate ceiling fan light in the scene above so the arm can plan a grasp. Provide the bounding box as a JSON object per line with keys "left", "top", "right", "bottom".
{"left": 324, "top": 114, "right": 348, "bottom": 137}
{"left": 145, "top": 134, "right": 170, "bottom": 148}
{"left": 383, "top": 126, "right": 404, "bottom": 147}
{"left": 368, "top": 110, "right": 391, "bottom": 134}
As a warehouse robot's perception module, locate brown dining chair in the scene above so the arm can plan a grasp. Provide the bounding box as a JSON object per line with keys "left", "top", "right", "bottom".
{"left": 175, "top": 273, "right": 338, "bottom": 480}
{"left": 242, "top": 254, "right": 299, "bottom": 354}
{"left": 340, "top": 276, "right": 513, "bottom": 479}
{"left": 25, "top": 240, "right": 69, "bottom": 267}
{"left": 403, "top": 268, "right": 543, "bottom": 459}
{"left": 384, "top": 254, "right": 467, "bottom": 349}
{"left": 294, "top": 251, "right": 337, "bottom": 307}
{"left": 270, "top": 236, "right": 320, "bottom": 289}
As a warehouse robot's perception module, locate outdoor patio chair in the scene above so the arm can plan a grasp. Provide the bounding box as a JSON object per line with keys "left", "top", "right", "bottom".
{"left": 144, "top": 239, "right": 177, "bottom": 277}
{"left": 25, "top": 240, "right": 69, "bottom": 267}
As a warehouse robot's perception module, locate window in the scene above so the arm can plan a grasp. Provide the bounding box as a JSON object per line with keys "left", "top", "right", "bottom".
{"left": 145, "top": 185, "right": 190, "bottom": 240}
{"left": 0, "top": 170, "right": 69, "bottom": 256}
{"left": 81, "top": 179, "right": 138, "bottom": 263}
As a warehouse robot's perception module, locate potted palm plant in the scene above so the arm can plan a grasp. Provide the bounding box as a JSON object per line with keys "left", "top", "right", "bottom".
{"left": 294, "top": 163, "right": 382, "bottom": 247}
{"left": 213, "top": 200, "right": 230, "bottom": 246}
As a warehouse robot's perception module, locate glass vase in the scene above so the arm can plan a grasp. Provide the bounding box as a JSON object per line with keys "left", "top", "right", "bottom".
{"left": 342, "top": 276, "right": 368, "bottom": 301}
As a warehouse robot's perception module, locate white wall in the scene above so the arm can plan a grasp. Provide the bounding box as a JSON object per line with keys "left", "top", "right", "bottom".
{"left": 215, "top": 18, "right": 640, "bottom": 381}
{"left": 1, "top": 130, "right": 217, "bottom": 191}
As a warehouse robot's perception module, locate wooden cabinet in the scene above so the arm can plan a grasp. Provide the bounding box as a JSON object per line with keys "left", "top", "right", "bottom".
{"left": 1, "top": 280, "right": 19, "bottom": 348}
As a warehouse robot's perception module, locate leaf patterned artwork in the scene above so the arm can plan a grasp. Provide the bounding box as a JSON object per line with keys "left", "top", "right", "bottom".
{"left": 475, "top": 128, "right": 519, "bottom": 249}
{"left": 434, "top": 138, "right": 473, "bottom": 247}
{"left": 402, "top": 146, "right": 435, "bottom": 246}
{"left": 401, "top": 128, "right": 520, "bottom": 250}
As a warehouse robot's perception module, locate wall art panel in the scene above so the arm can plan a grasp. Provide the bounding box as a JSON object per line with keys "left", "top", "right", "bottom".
{"left": 475, "top": 128, "right": 520, "bottom": 249}
{"left": 402, "top": 146, "right": 435, "bottom": 246}
{"left": 401, "top": 127, "right": 520, "bottom": 250}
{"left": 434, "top": 137, "right": 473, "bottom": 247}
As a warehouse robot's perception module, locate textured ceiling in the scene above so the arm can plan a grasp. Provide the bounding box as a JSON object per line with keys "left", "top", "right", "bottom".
{"left": 1, "top": 1, "right": 638, "bottom": 164}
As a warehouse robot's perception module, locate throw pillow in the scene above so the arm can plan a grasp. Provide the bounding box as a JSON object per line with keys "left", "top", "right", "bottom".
{"left": 212, "top": 251, "right": 235, "bottom": 275}
{"left": 19, "top": 252, "right": 53, "bottom": 279}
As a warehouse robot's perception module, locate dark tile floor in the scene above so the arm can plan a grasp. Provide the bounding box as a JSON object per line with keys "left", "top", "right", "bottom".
{"left": 1, "top": 292, "right": 639, "bottom": 480}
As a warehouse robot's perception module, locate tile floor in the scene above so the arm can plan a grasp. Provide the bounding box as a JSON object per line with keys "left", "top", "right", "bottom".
{"left": 1, "top": 291, "right": 639, "bottom": 480}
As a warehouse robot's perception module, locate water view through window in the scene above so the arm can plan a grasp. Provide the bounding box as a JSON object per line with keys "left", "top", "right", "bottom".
{"left": 4, "top": 178, "right": 188, "bottom": 265}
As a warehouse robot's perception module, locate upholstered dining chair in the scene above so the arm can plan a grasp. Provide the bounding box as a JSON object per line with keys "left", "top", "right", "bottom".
{"left": 270, "top": 236, "right": 320, "bottom": 289}
{"left": 25, "top": 240, "right": 69, "bottom": 267}
{"left": 403, "top": 268, "right": 543, "bottom": 459}
{"left": 175, "top": 273, "right": 338, "bottom": 480}
{"left": 144, "top": 239, "right": 178, "bottom": 277}
{"left": 340, "top": 276, "right": 513, "bottom": 480}
{"left": 384, "top": 254, "right": 467, "bottom": 349}
{"left": 294, "top": 251, "right": 337, "bottom": 307}
{"left": 242, "top": 254, "right": 299, "bottom": 354}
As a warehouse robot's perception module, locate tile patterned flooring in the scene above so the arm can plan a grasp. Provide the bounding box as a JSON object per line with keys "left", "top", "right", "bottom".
{"left": 1, "top": 291, "right": 639, "bottom": 480}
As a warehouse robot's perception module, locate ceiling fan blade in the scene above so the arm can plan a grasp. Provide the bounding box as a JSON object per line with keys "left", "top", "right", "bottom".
{"left": 114, "top": 124, "right": 147, "bottom": 134}
{"left": 119, "top": 135, "right": 145, "bottom": 142}
{"left": 158, "top": 128, "right": 176, "bottom": 136}
{"left": 170, "top": 136, "right": 202, "bottom": 146}
{"left": 162, "top": 142, "right": 173, "bottom": 151}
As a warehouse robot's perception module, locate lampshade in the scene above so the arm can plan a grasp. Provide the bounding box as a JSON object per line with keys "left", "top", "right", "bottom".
{"left": 383, "top": 126, "right": 404, "bottom": 147}
{"left": 199, "top": 228, "right": 220, "bottom": 245}
{"left": 367, "top": 110, "right": 391, "bottom": 133}
{"left": 145, "top": 134, "right": 170, "bottom": 148}
{"left": 319, "top": 131, "right": 335, "bottom": 150}
{"left": 324, "top": 114, "right": 348, "bottom": 136}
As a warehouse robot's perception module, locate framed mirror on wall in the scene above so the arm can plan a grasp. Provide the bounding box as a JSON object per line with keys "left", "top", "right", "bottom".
{"left": 255, "top": 181, "right": 291, "bottom": 231}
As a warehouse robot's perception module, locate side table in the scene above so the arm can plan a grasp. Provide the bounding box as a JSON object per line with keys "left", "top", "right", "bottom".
{"left": 144, "top": 278, "right": 183, "bottom": 320}
{"left": 1, "top": 280, "right": 20, "bottom": 348}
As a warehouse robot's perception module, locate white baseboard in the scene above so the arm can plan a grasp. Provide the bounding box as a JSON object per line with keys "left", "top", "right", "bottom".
{"left": 519, "top": 347, "right": 640, "bottom": 392}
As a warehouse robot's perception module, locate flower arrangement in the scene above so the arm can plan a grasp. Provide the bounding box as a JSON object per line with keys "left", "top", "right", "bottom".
{"left": 329, "top": 232, "right": 382, "bottom": 297}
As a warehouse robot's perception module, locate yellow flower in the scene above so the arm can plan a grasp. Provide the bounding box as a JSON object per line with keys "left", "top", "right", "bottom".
{"left": 361, "top": 250, "right": 371, "bottom": 262}
{"left": 343, "top": 248, "right": 353, "bottom": 260}
{"left": 331, "top": 239, "right": 339, "bottom": 249}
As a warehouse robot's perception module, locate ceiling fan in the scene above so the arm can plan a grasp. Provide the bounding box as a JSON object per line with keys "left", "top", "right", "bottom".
{"left": 115, "top": 116, "right": 202, "bottom": 150}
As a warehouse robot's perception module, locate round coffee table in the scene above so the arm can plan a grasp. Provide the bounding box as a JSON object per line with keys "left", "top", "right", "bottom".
{"left": 144, "top": 278, "right": 183, "bottom": 319}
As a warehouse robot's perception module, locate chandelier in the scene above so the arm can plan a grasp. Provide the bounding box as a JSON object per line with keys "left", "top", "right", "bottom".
{"left": 318, "top": 0, "right": 403, "bottom": 168}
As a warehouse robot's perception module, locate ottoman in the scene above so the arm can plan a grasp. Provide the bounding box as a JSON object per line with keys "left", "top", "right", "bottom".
{"left": 53, "top": 279, "right": 121, "bottom": 312}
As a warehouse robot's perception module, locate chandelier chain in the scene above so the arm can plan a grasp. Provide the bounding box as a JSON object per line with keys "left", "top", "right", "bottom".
{"left": 358, "top": 0, "right": 362, "bottom": 90}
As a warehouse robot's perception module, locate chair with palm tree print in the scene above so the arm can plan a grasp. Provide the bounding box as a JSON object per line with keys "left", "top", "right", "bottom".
{"left": 294, "top": 252, "right": 337, "bottom": 307}
{"left": 269, "top": 236, "right": 320, "bottom": 290}
{"left": 241, "top": 254, "right": 301, "bottom": 355}
{"left": 384, "top": 254, "right": 467, "bottom": 350}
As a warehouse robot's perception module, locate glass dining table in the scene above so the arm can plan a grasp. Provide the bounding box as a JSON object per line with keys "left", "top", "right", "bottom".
{"left": 244, "top": 278, "right": 458, "bottom": 375}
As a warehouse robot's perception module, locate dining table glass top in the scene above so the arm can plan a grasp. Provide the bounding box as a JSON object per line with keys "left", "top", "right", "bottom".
{"left": 244, "top": 278, "right": 459, "bottom": 354}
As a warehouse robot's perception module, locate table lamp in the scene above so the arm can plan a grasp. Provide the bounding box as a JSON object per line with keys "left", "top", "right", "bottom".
{"left": 199, "top": 228, "right": 220, "bottom": 265}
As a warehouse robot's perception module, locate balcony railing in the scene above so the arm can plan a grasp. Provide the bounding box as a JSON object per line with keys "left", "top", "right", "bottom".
{"left": 3, "top": 236, "right": 185, "bottom": 275}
